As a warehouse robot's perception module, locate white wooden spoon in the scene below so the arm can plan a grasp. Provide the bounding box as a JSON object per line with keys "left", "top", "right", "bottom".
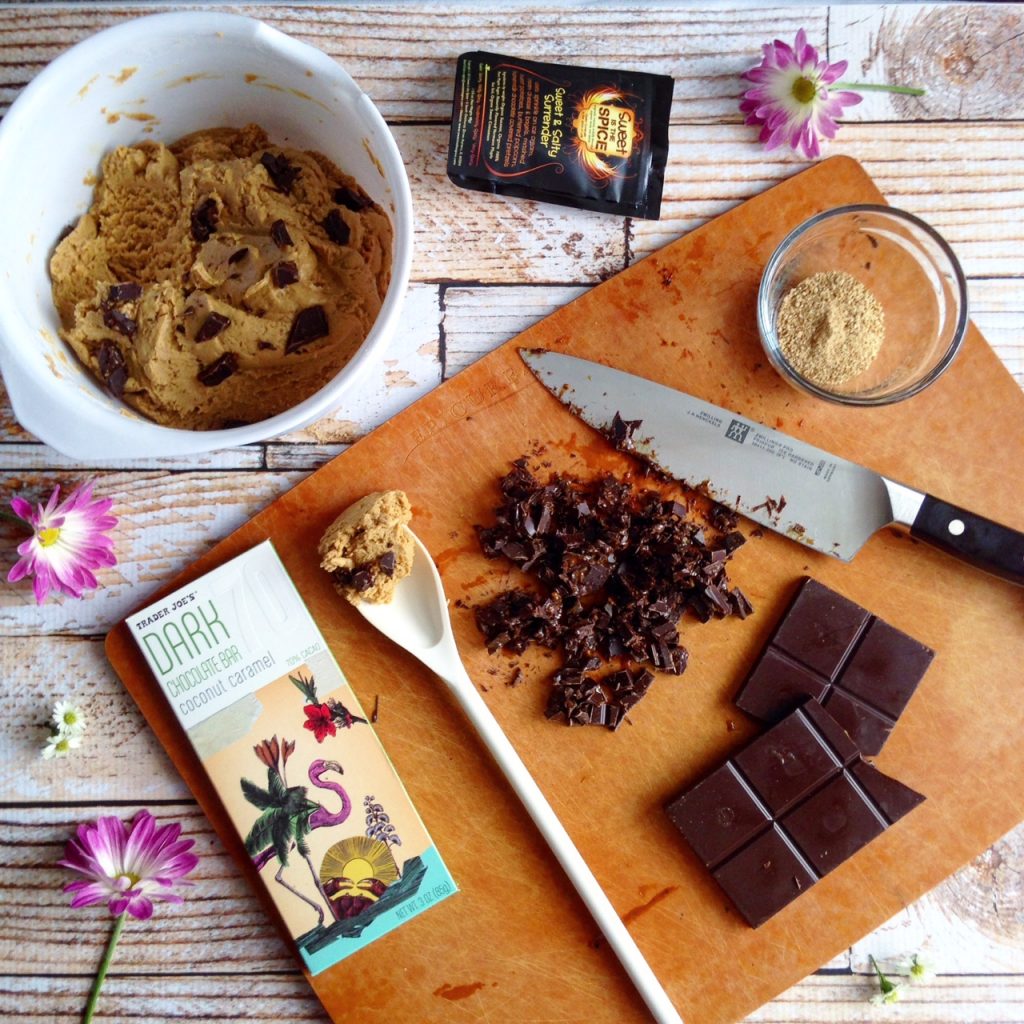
{"left": 355, "top": 528, "right": 684, "bottom": 1024}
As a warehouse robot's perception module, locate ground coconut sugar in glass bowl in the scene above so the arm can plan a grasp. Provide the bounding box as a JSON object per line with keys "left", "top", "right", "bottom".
{"left": 757, "top": 205, "right": 969, "bottom": 406}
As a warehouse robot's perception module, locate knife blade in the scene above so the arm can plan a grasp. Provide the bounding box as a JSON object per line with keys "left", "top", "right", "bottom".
{"left": 520, "top": 348, "right": 1024, "bottom": 585}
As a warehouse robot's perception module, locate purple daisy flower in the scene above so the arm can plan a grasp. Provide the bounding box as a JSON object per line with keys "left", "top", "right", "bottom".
{"left": 7, "top": 479, "right": 117, "bottom": 604}
{"left": 59, "top": 810, "right": 198, "bottom": 920}
{"left": 740, "top": 29, "right": 863, "bottom": 159}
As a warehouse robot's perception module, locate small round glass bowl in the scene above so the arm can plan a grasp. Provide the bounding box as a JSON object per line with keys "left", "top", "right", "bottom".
{"left": 757, "top": 205, "right": 969, "bottom": 405}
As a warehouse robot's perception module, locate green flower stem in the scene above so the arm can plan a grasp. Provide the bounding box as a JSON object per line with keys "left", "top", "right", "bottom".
{"left": 82, "top": 912, "right": 126, "bottom": 1024}
{"left": 0, "top": 507, "right": 27, "bottom": 527}
{"left": 869, "top": 954, "right": 896, "bottom": 994}
{"left": 836, "top": 81, "right": 926, "bottom": 97}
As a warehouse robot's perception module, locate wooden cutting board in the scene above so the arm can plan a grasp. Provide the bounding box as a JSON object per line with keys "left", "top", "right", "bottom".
{"left": 106, "top": 156, "right": 1024, "bottom": 1024}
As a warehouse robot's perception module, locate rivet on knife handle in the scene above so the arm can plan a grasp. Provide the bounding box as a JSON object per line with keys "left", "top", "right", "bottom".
{"left": 909, "top": 495, "right": 1024, "bottom": 585}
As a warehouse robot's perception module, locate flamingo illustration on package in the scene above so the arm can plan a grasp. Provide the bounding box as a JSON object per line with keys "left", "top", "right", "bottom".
{"left": 126, "top": 539, "right": 457, "bottom": 974}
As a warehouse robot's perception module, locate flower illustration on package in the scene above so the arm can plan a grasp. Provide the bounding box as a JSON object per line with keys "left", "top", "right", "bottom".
{"left": 290, "top": 672, "right": 367, "bottom": 742}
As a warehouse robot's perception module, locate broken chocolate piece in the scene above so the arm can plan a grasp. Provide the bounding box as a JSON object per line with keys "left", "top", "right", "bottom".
{"left": 190, "top": 197, "right": 219, "bottom": 242}
{"left": 260, "top": 151, "right": 300, "bottom": 194}
{"left": 96, "top": 340, "right": 128, "bottom": 398}
{"left": 285, "top": 305, "right": 329, "bottom": 354}
{"left": 228, "top": 248, "right": 250, "bottom": 264}
{"left": 322, "top": 209, "right": 350, "bottom": 245}
{"left": 197, "top": 352, "right": 239, "bottom": 387}
{"left": 271, "top": 261, "right": 299, "bottom": 288}
{"left": 102, "top": 306, "right": 137, "bottom": 338}
{"left": 735, "top": 578, "right": 934, "bottom": 756}
{"left": 333, "top": 185, "right": 373, "bottom": 211}
{"left": 270, "top": 219, "right": 293, "bottom": 249}
{"left": 107, "top": 282, "right": 142, "bottom": 304}
{"left": 608, "top": 411, "right": 642, "bottom": 451}
{"left": 195, "top": 312, "right": 231, "bottom": 343}
{"left": 664, "top": 700, "right": 925, "bottom": 927}
{"left": 378, "top": 550, "right": 397, "bottom": 577}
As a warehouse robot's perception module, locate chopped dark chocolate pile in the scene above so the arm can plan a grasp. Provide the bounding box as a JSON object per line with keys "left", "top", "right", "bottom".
{"left": 322, "top": 209, "right": 350, "bottom": 246}
{"left": 271, "top": 261, "right": 299, "bottom": 288}
{"left": 97, "top": 339, "right": 128, "bottom": 398}
{"left": 102, "top": 306, "right": 137, "bottom": 338}
{"left": 108, "top": 282, "right": 142, "bottom": 304}
{"left": 190, "top": 197, "right": 219, "bottom": 243}
{"left": 286, "top": 305, "right": 329, "bottom": 354}
{"left": 474, "top": 459, "right": 750, "bottom": 728}
{"left": 333, "top": 185, "right": 373, "bottom": 211}
{"left": 270, "top": 219, "right": 293, "bottom": 249}
{"left": 197, "top": 352, "right": 239, "bottom": 387}
{"left": 195, "top": 312, "right": 231, "bottom": 343}
{"left": 260, "top": 151, "right": 301, "bottom": 194}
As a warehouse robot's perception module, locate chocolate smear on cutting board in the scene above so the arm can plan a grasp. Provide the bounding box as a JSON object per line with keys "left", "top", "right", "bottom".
{"left": 473, "top": 458, "right": 750, "bottom": 729}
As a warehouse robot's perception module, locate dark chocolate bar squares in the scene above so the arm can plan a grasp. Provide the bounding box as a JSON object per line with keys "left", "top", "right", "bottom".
{"left": 735, "top": 578, "right": 934, "bottom": 756}
{"left": 665, "top": 700, "right": 924, "bottom": 927}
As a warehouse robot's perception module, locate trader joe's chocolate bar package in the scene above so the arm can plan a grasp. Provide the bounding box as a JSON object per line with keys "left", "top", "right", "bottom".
{"left": 448, "top": 50, "right": 673, "bottom": 219}
{"left": 126, "top": 540, "right": 456, "bottom": 974}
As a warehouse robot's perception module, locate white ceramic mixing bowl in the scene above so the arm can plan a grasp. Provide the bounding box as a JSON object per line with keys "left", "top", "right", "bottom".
{"left": 0, "top": 12, "right": 412, "bottom": 459}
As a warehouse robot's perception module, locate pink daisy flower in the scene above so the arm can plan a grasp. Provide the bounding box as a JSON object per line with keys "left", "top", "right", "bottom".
{"left": 739, "top": 29, "right": 863, "bottom": 159}
{"left": 7, "top": 479, "right": 117, "bottom": 604}
{"left": 59, "top": 810, "right": 198, "bottom": 921}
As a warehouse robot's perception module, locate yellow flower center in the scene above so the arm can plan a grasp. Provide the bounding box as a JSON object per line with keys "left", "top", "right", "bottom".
{"left": 38, "top": 526, "right": 61, "bottom": 547}
{"left": 792, "top": 76, "right": 818, "bottom": 104}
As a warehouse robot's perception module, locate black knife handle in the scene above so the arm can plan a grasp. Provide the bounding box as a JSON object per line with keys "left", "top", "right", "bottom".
{"left": 910, "top": 495, "right": 1024, "bottom": 585}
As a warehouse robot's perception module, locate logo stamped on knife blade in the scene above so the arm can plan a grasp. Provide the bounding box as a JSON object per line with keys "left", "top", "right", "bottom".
{"left": 725, "top": 419, "right": 751, "bottom": 444}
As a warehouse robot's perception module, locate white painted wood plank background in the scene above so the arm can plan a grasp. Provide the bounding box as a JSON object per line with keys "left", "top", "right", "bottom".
{"left": 0, "top": 4, "right": 1021, "bottom": 1023}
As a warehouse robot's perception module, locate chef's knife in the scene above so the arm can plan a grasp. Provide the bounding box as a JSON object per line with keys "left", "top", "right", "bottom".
{"left": 520, "top": 349, "right": 1024, "bottom": 585}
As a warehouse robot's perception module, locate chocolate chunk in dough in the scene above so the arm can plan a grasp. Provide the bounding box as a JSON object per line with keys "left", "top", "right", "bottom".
{"left": 197, "top": 352, "right": 239, "bottom": 387}
{"left": 285, "top": 305, "right": 329, "bottom": 354}
{"left": 195, "top": 312, "right": 231, "bottom": 343}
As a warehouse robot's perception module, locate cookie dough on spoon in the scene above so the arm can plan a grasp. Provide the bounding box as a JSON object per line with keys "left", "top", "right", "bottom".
{"left": 319, "top": 490, "right": 415, "bottom": 604}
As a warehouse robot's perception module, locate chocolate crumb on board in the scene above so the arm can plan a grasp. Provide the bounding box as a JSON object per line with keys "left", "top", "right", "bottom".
{"left": 371, "top": 695, "right": 380, "bottom": 724}
{"left": 473, "top": 458, "right": 751, "bottom": 729}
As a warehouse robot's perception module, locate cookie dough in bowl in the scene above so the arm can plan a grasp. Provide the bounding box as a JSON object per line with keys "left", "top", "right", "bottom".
{"left": 51, "top": 125, "right": 392, "bottom": 430}
{"left": 0, "top": 12, "right": 412, "bottom": 459}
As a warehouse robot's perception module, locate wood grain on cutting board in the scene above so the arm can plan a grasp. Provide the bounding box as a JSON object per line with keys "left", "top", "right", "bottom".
{"left": 106, "top": 156, "right": 1024, "bottom": 1024}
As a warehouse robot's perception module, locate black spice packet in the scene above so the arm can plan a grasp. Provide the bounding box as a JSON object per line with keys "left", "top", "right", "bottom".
{"left": 447, "top": 51, "right": 674, "bottom": 220}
